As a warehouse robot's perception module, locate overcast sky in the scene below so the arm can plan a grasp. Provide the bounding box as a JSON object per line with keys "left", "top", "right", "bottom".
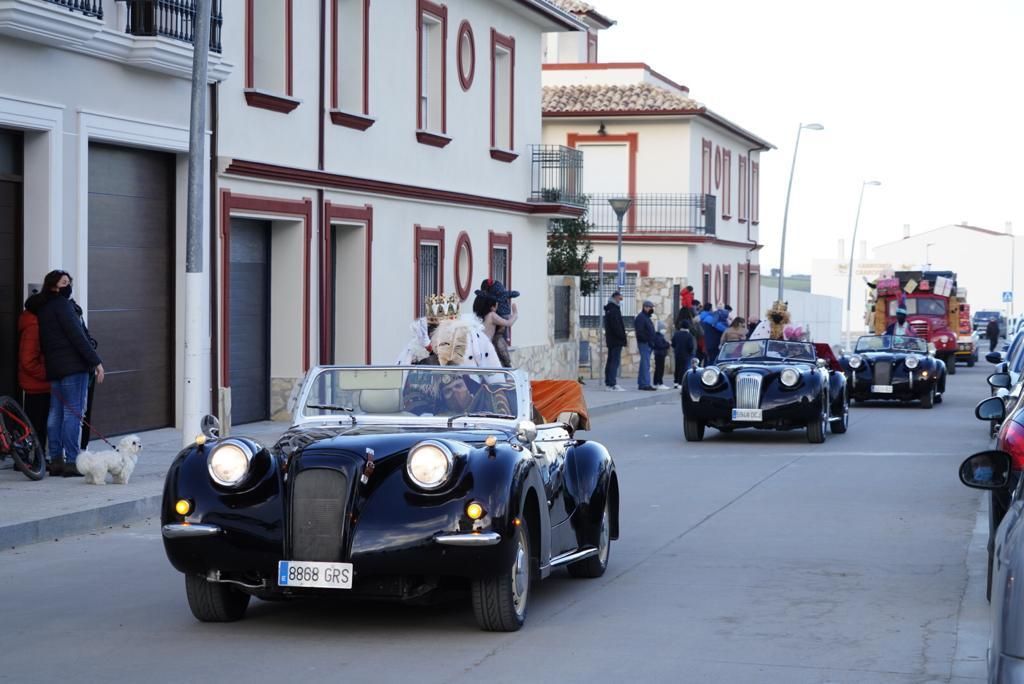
{"left": 591, "top": 0, "right": 1023, "bottom": 274}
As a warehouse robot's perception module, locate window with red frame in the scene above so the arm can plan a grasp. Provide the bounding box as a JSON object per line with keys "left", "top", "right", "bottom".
{"left": 751, "top": 161, "right": 760, "bottom": 224}
{"left": 702, "top": 264, "right": 711, "bottom": 306}
{"left": 491, "top": 30, "right": 515, "bottom": 155}
{"left": 332, "top": 0, "right": 370, "bottom": 117}
{"left": 418, "top": 0, "right": 447, "bottom": 135}
{"left": 701, "top": 139, "right": 712, "bottom": 197}
{"left": 415, "top": 225, "right": 445, "bottom": 317}
{"left": 721, "top": 148, "right": 732, "bottom": 219}
{"left": 587, "top": 32, "right": 598, "bottom": 62}
{"left": 738, "top": 155, "right": 748, "bottom": 222}
{"left": 247, "top": 0, "right": 291, "bottom": 96}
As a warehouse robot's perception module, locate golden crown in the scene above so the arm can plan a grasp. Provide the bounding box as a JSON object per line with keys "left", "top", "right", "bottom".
{"left": 425, "top": 293, "right": 460, "bottom": 322}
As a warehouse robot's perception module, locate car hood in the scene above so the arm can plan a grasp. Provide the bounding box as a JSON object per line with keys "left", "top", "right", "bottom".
{"left": 855, "top": 352, "right": 919, "bottom": 364}
{"left": 276, "top": 426, "right": 512, "bottom": 461}
{"left": 716, "top": 362, "right": 810, "bottom": 377}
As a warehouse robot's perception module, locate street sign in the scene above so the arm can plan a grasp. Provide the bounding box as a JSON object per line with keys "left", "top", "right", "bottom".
{"left": 617, "top": 260, "right": 626, "bottom": 287}
{"left": 1003, "top": 291, "right": 1014, "bottom": 303}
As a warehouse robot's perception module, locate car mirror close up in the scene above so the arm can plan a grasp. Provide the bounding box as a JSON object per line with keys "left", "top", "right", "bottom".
{"left": 959, "top": 450, "right": 1012, "bottom": 490}
{"left": 987, "top": 352, "right": 1004, "bottom": 364}
{"left": 975, "top": 396, "right": 1007, "bottom": 422}
{"left": 988, "top": 373, "right": 1012, "bottom": 390}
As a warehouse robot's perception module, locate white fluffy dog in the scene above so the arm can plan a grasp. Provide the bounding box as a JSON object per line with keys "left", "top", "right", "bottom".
{"left": 76, "top": 435, "right": 142, "bottom": 485}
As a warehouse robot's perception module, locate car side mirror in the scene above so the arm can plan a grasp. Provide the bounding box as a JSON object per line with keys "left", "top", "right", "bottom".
{"left": 988, "top": 373, "right": 1012, "bottom": 390}
{"left": 200, "top": 414, "right": 221, "bottom": 440}
{"left": 816, "top": 358, "right": 827, "bottom": 369}
{"left": 975, "top": 396, "right": 1007, "bottom": 422}
{"left": 959, "top": 450, "right": 1011, "bottom": 490}
{"left": 516, "top": 420, "right": 537, "bottom": 443}
{"left": 987, "top": 352, "right": 1004, "bottom": 364}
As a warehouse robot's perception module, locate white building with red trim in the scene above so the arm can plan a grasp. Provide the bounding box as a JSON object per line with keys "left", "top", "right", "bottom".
{"left": 214, "top": 0, "right": 588, "bottom": 425}
{"left": 541, "top": 2, "right": 773, "bottom": 323}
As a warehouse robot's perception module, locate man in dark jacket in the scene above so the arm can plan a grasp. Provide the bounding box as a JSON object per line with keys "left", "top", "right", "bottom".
{"left": 36, "top": 270, "right": 104, "bottom": 476}
{"left": 603, "top": 292, "right": 627, "bottom": 390}
{"left": 672, "top": 319, "right": 696, "bottom": 388}
{"left": 986, "top": 317, "right": 1001, "bottom": 352}
{"left": 634, "top": 300, "right": 657, "bottom": 390}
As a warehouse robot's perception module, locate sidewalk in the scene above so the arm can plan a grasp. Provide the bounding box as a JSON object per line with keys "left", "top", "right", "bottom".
{"left": 0, "top": 380, "right": 675, "bottom": 549}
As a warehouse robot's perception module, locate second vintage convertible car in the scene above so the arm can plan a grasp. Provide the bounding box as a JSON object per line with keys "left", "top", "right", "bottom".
{"left": 681, "top": 339, "right": 848, "bottom": 444}
{"left": 841, "top": 334, "right": 947, "bottom": 408}
{"left": 160, "top": 366, "right": 618, "bottom": 632}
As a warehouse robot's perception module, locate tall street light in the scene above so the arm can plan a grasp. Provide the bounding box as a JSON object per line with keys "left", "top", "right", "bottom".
{"left": 845, "top": 180, "right": 881, "bottom": 349}
{"left": 608, "top": 197, "right": 632, "bottom": 288}
{"left": 777, "top": 122, "right": 824, "bottom": 303}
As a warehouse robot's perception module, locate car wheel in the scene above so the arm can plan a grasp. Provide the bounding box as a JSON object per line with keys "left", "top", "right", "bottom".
{"left": 807, "top": 399, "right": 827, "bottom": 444}
{"left": 184, "top": 574, "right": 250, "bottom": 622}
{"left": 683, "top": 415, "right": 705, "bottom": 442}
{"left": 920, "top": 386, "right": 935, "bottom": 409}
{"left": 831, "top": 390, "right": 849, "bottom": 434}
{"left": 568, "top": 498, "right": 611, "bottom": 579}
{"left": 472, "top": 522, "right": 530, "bottom": 632}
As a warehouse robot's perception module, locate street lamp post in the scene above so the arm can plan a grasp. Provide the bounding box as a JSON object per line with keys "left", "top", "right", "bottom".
{"left": 608, "top": 198, "right": 632, "bottom": 288}
{"left": 845, "top": 180, "right": 881, "bottom": 350}
{"left": 778, "top": 122, "right": 824, "bottom": 304}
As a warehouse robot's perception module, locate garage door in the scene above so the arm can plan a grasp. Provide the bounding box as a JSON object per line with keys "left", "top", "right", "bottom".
{"left": 229, "top": 219, "right": 271, "bottom": 425}
{"left": 0, "top": 129, "right": 22, "bottom": 399}
{"left": 87, "top": 143, "right": 174, "bottom": 436}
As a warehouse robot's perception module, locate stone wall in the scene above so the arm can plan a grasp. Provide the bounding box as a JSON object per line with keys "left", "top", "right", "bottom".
{"left": 581, "top": 276, "right": 690, "bottom": 384}
{"left": 512, "top": 275, "right": 580, "bottom": 380}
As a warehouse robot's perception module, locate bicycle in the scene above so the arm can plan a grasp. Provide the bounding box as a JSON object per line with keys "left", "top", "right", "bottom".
{"left": 0, "top": 395, "right": 47, "bottom": 480}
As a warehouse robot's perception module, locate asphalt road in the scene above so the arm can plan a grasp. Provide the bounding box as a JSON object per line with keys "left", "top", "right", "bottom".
{"left": 0, "top": 365, "right": 997, "bottom": 684}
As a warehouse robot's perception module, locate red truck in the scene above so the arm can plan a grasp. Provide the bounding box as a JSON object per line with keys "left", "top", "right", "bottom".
{"left": 869, "top": 270, "right": 961, "bottom": 374}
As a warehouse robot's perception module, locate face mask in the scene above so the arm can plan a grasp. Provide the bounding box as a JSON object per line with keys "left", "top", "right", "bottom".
{"left": 59, "top": 285, "right": 72, "bottom": 299}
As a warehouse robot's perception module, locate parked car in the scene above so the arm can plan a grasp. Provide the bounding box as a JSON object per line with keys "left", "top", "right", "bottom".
{"left": 161, "top": 366, "right": 619, "bottom": 632}
{"left": 958, "top": 448, "right": 1017, "bottom": 682}
{"left": 988, "top": 329, "right": 1024, "bottom": 391}
{"left": 681, "top": 339, "right": 848, "bottom": 444}
{"left": 970, "top": 386, "right": 1024, "bottom": 602}
{"left": 841, "top": 334, "right": 947, "bottom": 408}
{"left": 974, "top": 310, "right": 1007, "bottom": 339}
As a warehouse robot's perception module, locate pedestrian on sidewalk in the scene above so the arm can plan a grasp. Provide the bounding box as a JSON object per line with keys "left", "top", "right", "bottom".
{"left": 17, "top": 291, "right": 49, "bottom": 443}
{"left": 672, "top": 318, "right": 695, "bottom": 388}
{"left": 603, "top": 291, "right": 626, "bottom": 391}
{"left": 986, "top": 317, "right": 1001, "bottom": 352}
{"left": 634, "top": 300, "right": 656, "bottom": 390}
{"left": 652, "top": 321, "right": 671, "bottom": 390}
{"left": 36, "top": 270, "right": 105, "bottom": 477}
{"left": 680, "top": 285, "right": 695, "bottom": 313}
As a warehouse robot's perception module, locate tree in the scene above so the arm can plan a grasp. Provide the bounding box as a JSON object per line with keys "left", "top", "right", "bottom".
{"left": 547, "top": 202, "right": 596, "bottom": 295}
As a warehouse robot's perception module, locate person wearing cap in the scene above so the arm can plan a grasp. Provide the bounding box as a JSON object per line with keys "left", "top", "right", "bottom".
{"left": 885, "top": 307, "right": 913, "bottom": 336}
{"left": 652, "top": 320, "right": 672, "bottom": 390}
{"left": 634, "top": 300, "right": 657, "bottom": 390}
{"left": 603, "top": 291, "right": 627, "bottom": 391}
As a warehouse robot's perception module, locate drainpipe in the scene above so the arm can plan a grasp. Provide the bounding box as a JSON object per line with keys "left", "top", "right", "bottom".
{"left": 317, "top": 0, "right": 327, "bottom": 363}
{"left": 209, "top": 81, "right": 219, "bottom": 419}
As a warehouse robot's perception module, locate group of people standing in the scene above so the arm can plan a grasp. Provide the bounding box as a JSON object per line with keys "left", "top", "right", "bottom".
{"left": 603, "top": 285, "right": 754, "bottom": 392}
{"left": 17, "top": 269, "right": 104, "bottom": 477}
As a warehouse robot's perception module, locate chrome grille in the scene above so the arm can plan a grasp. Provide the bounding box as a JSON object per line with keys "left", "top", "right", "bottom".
{"left": 736, "top": 373, "right": 763, "bottom": 409}
{"left": 910, "top": 322, "right": 929, "bottom": 337}
{"left": 873, "top": 362, "right": 892, "bottom": 386}
{"left": 290, "top": 468, "right": 350, "bottom": 562}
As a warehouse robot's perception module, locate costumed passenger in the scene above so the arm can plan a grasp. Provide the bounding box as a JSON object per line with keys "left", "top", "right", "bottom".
{"left": 472, "top": 290, "right": 517, "bottom": 368}
{"left": 749, "top": 301, "right": 791, "bottom": 341}
{"left": 885, "top": 307, "right": 913, "bottom": 336}
{"left": 477, "top": 279, "right": 519, "bottom": 367}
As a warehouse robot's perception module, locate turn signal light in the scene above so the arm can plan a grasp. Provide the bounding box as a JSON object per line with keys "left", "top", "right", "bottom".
{"left": 466, "top": 502, "right": 485, "bottom": 520}
{"left": 175, "top": 499, "right": 192, "bottom": 516}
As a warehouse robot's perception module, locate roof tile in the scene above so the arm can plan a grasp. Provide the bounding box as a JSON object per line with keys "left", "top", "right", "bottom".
{"left": 542, "top": 83, "right": 702, "bottom": 114}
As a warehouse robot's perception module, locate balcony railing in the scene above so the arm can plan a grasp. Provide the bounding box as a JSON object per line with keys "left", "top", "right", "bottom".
{"left": 530, "top": 145, "right": 584, "bottom": 206}
{"left": 125, "top": 0, "right": 223, "bottom": 53}
{"left": 585, "top": 193, "right": 716, "bottom": 235}
{"left": 43, "top": 0, "right": 103, "bottom": 19}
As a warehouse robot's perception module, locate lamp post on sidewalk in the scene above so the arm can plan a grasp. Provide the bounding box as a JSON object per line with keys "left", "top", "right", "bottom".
{"left": 845, "top": 180, "right": 881, "bottom": 350}
{"left": 608, "top": 197, "right": 632, "bottom": 288}
{"left": 777, "top": 122, "right": 824, "bottom": 304}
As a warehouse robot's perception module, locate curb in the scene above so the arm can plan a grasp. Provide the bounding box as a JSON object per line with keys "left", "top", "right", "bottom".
{"left": 1, "top": 392, "right": 675, "bottom": 550}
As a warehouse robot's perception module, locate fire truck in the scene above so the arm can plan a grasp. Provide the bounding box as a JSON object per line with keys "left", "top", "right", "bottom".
{"left": 868, "top": 270, "right": 961, "bottom": 373}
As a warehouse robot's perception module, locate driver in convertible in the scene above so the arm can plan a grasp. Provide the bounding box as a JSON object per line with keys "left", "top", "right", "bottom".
{"left": 438, "top": 373, "right": 513, "bottom": 416}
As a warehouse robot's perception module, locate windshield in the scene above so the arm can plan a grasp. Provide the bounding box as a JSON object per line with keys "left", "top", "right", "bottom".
{"left": 717, "top": 340, "right": 816, "bottom": 363}
{"left": 974, "top": 311, "right": 1000, "bottom": 322}
{"left": 889, "top": 297, "right": 946, "bottom": 317}
{"left": 300, "top": 367, "right": 522, "bottom": 421}
{"left": 855, "top": 335, "right": 929, "bottom": 353}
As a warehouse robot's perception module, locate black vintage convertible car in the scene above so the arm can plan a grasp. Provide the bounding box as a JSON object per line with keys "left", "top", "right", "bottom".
{"left": 681, "top": 339, "right": 848, "bottom": 443}
{"left": 161, "top": 366, "right": 618, "bottom": 632}
{"left": 841, "top": 334, "right": 946, "bottom": 408}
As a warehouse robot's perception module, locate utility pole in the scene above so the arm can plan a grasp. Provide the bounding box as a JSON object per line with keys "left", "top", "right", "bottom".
{"left": 183, "top": 0, "right": 212, "bottom": 445}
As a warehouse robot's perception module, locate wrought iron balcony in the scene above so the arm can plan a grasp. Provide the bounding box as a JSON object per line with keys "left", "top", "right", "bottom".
{"left": 125, "top": 0, "right": 223, "bottom": 53}
{"left": 42, "top": 0, "right": 102, "bottom": 18}
{"left": 529, "top": 145, "right": 584, "bottom": 206}
{"left": 584, "top": 193, "right": 716, "bottom": 236}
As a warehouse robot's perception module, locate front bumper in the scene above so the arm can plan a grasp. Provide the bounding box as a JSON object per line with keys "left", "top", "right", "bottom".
{"left": 683, "top": 394, "right": 820, "bottom": 430}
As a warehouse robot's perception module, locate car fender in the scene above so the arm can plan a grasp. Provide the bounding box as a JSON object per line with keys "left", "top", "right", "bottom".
{"left": 565, "top": 440, "right": 619, "bottom": 547}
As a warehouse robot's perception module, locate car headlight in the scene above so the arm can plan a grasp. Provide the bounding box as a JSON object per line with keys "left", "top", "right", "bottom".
{"left": 849, "top": 355, "right": 862, "bottom": 369}
{"left": 938, "top": 336, "right": 949, "bottom": 344}
{"left": 701, "top": 367, "right": 721, "bottom": 387}
{"left": 905, "top": 355, "right": 920, "bottom": 370}
{"left": 780, "top": 368, "right": 800, "bottom": 387}
{"left": 207, "top": 439, "right": 254, "bottom": 487}
{"left": 407, "top": 440, "right": 454, "bottom": 490}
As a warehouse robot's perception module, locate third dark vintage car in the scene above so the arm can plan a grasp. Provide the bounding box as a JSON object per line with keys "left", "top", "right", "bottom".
{"left": 161, "top": 366, "right": 618, "bottom": 632}
{"left": 842, "top": 334, "right": 947, "bottom": 408}
{"left": 681, "top": 339, "right": 848, "bottom": 444}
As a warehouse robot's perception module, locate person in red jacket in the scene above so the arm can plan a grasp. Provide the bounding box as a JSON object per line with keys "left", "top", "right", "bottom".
{"left": 17, "top": 292, "right": 50, "bottom": 450}
{"left": 680, "top": 285, "right": 695, "bottom": 313}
